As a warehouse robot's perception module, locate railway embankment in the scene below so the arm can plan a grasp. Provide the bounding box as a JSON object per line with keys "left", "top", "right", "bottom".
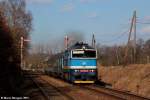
{"left": 99, "top": 64, "right": 150, "bottom": 98}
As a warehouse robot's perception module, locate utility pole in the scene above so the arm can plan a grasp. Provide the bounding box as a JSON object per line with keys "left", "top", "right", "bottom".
{"left": 133, "top": 11, "right": 137, "bottom": 64}
{"left": 116, "top": 47, "right": 120, "bottom": 65}
{"left": 20, "top": 37, "right": 23, "bottom": 69}
{"left": 65, "top": 36, "right": 69, "bottom": 50}
{"left": 20, "top": 36, "right": 31, "bottom": 70}
{"left": 92, "top": 34, "right": 96, "bottom": 48}
{"left": 124, "top": 11, "right": 137, "bottom": 65}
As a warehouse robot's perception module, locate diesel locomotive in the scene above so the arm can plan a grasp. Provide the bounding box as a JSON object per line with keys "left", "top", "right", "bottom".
{"left": 45, "top": 37, "right": 97, "bottom": 83}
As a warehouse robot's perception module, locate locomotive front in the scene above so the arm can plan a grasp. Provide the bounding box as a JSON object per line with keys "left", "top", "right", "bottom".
{"left": 63, "top": 42, "right": 97, "bottom": 83}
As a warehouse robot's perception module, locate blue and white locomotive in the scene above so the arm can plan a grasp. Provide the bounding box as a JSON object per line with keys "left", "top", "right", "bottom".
{"left": 62, "top": 42, "right": 97, "bottom": 83}
{"left": 45, "top": 39, "right": 97, "bottom": 83}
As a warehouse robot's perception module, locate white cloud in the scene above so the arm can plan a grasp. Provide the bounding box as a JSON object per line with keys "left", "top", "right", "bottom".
{"left": 143, "top": 16, "right": 150, "bottom": 21}
{"left": 80, "top": 0, "right": 98, "bottom": 3}
{"left": 140, "top": 25, "right": 150, "bottom": 33}
{"left": 61, "top": 3, "right": 74, "bottom": 12}
{"left": 27, "top": 0, "right": 53, "bottom": 4}
{"left": 87, "top": 12, "right": 98, "bottom": 18}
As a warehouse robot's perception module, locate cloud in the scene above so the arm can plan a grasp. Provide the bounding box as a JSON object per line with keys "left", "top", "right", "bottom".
{"left": 140, "top": 25, "right": 150, "bottom": 33}
{"left": 27, "top": 0, "right": 53, "bottom": 4}
{"left": 0, "top": 0, "right": 53, "bottom": 4}
{"left": 87, "top": 12, "right": 98, "bottom": 18}
{"left": 61, "top": 3, "right": 74, "bottom": 12}
{"left": 143, "top": 16, "right": 150, "bottom": 21}
{"left": 80, "top": 0, "right": 98, "bottom": 3}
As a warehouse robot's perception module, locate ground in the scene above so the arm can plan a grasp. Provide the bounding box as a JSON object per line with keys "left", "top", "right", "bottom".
{"left": 98, "top": 64, "right": 150, "bottom": 98}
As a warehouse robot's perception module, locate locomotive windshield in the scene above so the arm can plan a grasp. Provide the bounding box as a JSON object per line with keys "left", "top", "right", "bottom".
{"left": 72, "top": 50, "right": 96, "bottom": 58}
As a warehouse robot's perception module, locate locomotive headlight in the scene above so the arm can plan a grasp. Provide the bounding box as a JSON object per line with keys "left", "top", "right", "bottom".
{"left": 75, "top": 70, "right": 79, "bottom": 72}
{"left": 90, "top": 70, "right": 94, "bottom": 72}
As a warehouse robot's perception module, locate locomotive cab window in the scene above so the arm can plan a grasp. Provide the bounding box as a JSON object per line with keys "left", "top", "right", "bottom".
{"left": 85, "top": 50, "right": 96, "bottom": 58}
{"left": 72, "top": 50, "right": 96, "bottom": 58}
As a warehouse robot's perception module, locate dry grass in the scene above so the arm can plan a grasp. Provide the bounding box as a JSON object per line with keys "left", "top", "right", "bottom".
{"left": 98, "top": 64, "right": 150, "bottom": 98}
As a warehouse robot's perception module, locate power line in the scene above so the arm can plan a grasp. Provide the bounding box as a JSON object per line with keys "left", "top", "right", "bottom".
{"left": 124, "top": 10, "right": 137, "bottom": 65}
{"left": 136, "top": 17, "right": 150, "bottom": 24}
{"left": 99, "top": 30, "right": 129, "bottom": 43}
{"left": 136, "top": 21, "right": 150, "bottom": 24}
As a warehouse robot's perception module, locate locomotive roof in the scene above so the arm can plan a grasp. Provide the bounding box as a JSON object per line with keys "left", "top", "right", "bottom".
{"left": 68, "top": 42, "right": 95, "bottom": 50}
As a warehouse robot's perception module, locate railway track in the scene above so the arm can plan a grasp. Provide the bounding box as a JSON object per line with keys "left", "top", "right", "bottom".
{"left": 96, "top": 85, "right": 150, "bottom": 100}
{"left": 40, "top": 78, "right": 74, "bottom": 100}
{"left": 31, "top": 78, "right": 50, "bottom": 100}
{"left": 75, "top": 85, "right": 124, "bottom": 100}
{"left": 41, "top": 75, "right": 122, "bottom": 100}
{"left": 79, "top": 84, "right": 150, "bottom": 100}
{"left": 23, "top": 71, "right": 50, "bottom": 100}
{"left": 23, "top": 71, "right": 150, "bottom": 100}
{"left": 36, "top": 77, "right": 149, "bottom": 100}
{"left": 24, "top": 71, "right": 74, "bottom": 100}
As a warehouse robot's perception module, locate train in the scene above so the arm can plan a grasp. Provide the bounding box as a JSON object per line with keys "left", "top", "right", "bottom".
{"left": 45, "top": 38, "right": 98, "bottom": 83}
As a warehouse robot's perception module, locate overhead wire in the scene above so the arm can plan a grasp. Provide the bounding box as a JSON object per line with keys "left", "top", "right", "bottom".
{"left": 99, "top": 30, "right": 129, "bottom": 44}
{"left": 136, "top": 21, "right": 150, "bottom": 24}
{"left": 136, "top": 17, "right": 150, "bottom": 24}
{"left": 98, "top": 16, "right": 150, "bottom": 44}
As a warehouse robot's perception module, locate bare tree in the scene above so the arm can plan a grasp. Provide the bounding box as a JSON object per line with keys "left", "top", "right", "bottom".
{"left": 0, "top": 0, "right": 32, "bottom": 54}
{"left": 0, "top": 0, "right": 32, "bottom": 95}
{"left": 97, "top": 38, "right": 150, "bottom": 66}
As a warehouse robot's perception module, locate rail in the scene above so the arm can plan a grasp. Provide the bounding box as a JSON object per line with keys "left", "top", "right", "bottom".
{"left": 82, "top": 84, "right": 150, "bottom": 100}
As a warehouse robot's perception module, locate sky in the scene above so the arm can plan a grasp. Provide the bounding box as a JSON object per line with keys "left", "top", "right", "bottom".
{"left": 26, "top": 0, "right": 150, "bottom": 46}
